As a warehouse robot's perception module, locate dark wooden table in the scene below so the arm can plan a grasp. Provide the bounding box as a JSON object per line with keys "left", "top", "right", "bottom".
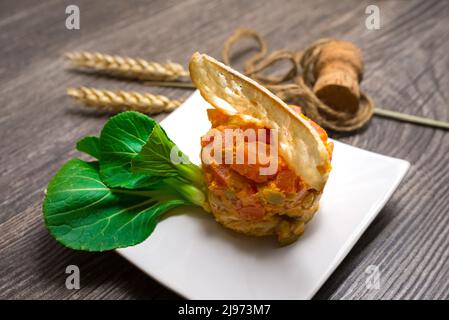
{"left": 1, "top": 0, "right": 448, "bottom": 300}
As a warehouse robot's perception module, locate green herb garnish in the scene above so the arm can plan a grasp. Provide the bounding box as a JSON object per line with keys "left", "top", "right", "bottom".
{"left": 43, "top": 111, "right": 207, "bottom": 251}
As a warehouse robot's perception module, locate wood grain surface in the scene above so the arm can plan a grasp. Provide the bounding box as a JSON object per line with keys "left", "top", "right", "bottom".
{"left": 0, "top": 0, "right": 448, "bottom": 300}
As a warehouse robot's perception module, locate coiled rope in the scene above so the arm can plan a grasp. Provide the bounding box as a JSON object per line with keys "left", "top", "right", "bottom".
{"left": 223, "top": 28, "right": 375, "bottom": 132}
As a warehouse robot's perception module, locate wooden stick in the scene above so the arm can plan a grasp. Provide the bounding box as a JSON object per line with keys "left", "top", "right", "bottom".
{"left": 374, "top": 108, "right": 449, "bottom": 130}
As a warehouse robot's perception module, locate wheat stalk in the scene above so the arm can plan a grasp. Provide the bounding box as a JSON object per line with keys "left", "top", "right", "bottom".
{"left": 67, "top": 87, "right": 182, "bottom": 114}
{"left": 66, "top": 51, "right": 189, "bottom": 81}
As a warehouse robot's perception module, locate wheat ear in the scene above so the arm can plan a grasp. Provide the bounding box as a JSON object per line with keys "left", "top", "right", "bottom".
{"left": 67, "top": 87, "right": 182, "bottom": 114}
{"left": 65, "top": 52, "right": 189, "bottom": 81}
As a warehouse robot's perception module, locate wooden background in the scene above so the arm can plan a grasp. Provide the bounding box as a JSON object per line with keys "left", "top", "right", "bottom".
{"left": 0, "top": 0, "right": 448, "bottom": 300}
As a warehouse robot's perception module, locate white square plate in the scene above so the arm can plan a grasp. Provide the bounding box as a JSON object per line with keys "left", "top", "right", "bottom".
{"left": 117, "top": 91, "right": 410, "bottom": 299}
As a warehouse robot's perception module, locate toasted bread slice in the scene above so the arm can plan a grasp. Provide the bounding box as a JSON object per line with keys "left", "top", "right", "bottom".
{"left": 189, "top": 52, "right": 330, "bottom": 190}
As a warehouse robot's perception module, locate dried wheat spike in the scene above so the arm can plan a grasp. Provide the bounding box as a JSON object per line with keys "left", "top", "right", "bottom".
{"left": 67, "top": 87, "right": 182, "bottom": 114}
{"left": 66, "top": 51, "right": 189, "bottom": 81}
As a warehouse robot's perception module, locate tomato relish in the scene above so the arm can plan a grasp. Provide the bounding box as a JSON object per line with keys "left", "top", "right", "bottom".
{"left": 201, "top": 108, "right": 331, "bottom": 220}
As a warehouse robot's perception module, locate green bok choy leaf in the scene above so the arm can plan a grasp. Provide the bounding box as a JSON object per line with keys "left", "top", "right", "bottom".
{"left": 43, "top": 112, "right": 207, "bottom": 251}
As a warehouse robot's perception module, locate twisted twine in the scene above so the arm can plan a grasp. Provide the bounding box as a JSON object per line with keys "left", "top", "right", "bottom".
{"left": 222, "top": 29, "right": 375, "bottom": 132}
{"left": 66, "top": 52, "right": 189, "bottom": 81}
{"left": 67, "top": 87, "right": 182, "bottom": 114}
